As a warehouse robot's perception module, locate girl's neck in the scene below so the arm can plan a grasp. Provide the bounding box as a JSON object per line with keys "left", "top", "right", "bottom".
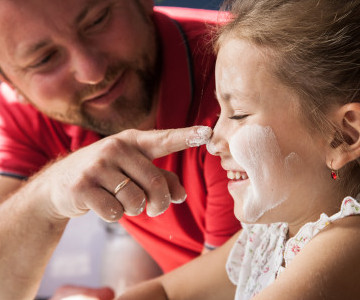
{"left": 287, "top": 190, "right": 347, "bottom": 238}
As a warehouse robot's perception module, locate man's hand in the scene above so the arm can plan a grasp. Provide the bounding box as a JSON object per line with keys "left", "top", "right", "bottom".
{"left": 38, "top": 126, "right": 212, "bottom": 222}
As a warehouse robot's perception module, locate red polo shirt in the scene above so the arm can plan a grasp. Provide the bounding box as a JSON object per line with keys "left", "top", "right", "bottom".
{"left": 0, "top": 7, "right": 240, "bottom": 272}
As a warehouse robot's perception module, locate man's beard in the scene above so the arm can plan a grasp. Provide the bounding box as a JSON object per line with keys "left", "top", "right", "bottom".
{"left": 74, "top": 57, "right": 159, "bottom": 136}
{"left": 42, "top": 53, "right": 160, "bottom": 136}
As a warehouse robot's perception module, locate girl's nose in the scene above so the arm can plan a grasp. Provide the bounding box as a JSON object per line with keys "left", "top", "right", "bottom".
{"left": 206, "top": 121, "right": 229, "bottom": 156}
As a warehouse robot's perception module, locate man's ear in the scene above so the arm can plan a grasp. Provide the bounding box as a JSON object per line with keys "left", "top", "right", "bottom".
{"left": 327, "top": 103, "right": 360, "bottom": 170}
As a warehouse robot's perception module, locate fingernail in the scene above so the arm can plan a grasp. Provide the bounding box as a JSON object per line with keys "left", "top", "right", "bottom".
{"left": 147, "top": 209, "right": 166, "bottom": 218}
{"left": 186, "top": 126, "right": 212, "bottom": 147}
{"left": 146, "top": 195, "right": 170, "bottom": 217}
{"left": 171, "top": 193, "right": 187, "bottom": 204}
{"left": 124, "top": 198, "right": 146, "bottom": 216}
{"left": 137, "top": 198, "right": 146, "bottom": 214}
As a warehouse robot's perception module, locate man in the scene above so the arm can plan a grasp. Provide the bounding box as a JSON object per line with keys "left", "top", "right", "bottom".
{"left": 0, "top": 0, "right": 240, "bottom": 298}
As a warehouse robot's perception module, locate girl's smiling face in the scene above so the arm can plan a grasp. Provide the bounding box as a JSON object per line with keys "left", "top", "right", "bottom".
{"left": 209, "top": 37, "right": 330, "bottom": 224}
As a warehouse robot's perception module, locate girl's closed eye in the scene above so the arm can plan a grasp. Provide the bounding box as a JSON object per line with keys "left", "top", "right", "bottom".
{"left": 229, "top": 114, "right": 249, "bottom": 120}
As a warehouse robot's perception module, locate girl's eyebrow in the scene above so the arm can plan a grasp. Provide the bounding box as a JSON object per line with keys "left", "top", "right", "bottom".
{"left": 217, "top": 90, "right": 255, "bottom": 105}
{"left": 215, "top": 91, "right": 230, "bottom": 102}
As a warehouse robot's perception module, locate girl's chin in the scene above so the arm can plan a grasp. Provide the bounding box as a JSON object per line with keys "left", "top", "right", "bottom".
{"left": 234, "top": 210, "right": 265, "bottom": 224}
{"left": 231, "top": 194, "right": 271, "bottom": 224}
{"left": 228, "top": 178, "right": 249, "bottom": 190}
{"left": 227, "top": 179, "right": 249, "bottom": 201}
{"left": 234, "top": 201, "right": 286, "bottom": 224}
{"left": 232, "top": 198, "right": 251, "bottom": 223}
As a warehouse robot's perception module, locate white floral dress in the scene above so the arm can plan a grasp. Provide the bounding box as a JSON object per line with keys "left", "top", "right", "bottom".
{"left": 226, "top": 195, "right": 360, "bottom": 300}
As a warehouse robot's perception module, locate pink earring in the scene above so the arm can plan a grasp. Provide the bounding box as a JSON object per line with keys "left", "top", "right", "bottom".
{"left": 330, "top": 161, "right": 338, "bottom": 180}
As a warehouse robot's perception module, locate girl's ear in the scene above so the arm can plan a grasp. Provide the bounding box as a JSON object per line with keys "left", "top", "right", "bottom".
{"left": 327, "top": 103, "right": 360, "bottom": 170}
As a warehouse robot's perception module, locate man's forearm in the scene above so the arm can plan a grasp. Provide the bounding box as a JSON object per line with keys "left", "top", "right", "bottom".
{"left": 0, "top": 176, "right": 69, "bottom": 300}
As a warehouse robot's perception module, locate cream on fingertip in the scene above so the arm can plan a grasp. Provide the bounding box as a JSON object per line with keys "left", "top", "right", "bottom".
{"left": 186, "top": 126, "right": 212, "bottom": 148}
{"left": 147, "top": 209, "right": 166, "bottom": 218}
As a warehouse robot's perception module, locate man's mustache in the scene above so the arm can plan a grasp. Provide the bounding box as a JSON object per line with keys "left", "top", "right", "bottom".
{"left": 76, "top": 62, "right": 127, "bottom": 101}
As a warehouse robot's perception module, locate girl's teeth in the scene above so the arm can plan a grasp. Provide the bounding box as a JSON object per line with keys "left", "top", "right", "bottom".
{"left": 227, "top": 171, "right": 247, "bottom": 180}
{"left": 228, "top": 171, "right": 235, "bottom": 180}
{"left": 241, "top": 174, "right": 248, "bottom": 180}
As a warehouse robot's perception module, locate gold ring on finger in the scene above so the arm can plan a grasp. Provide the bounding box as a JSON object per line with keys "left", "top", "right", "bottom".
{"left": 114, "top": 178, "right": 131, "bottom": 195}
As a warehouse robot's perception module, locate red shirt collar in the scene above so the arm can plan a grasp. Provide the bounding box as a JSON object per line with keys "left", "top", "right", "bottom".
{"left": 153, "top": 9, "right": 193, "bottom": 129}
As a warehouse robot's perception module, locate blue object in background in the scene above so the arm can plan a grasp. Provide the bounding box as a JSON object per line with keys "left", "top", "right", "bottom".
{"left": 154, "top": 0, "right": 224, "bottom": 10}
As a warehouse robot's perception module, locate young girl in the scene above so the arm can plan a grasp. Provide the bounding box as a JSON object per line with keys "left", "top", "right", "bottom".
{"left": 117, "top": 0, "right": 360, "bottom": 299}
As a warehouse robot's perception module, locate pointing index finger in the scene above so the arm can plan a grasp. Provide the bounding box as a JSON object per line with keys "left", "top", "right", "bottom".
{"left": 134, "top": 126, "right": 213, "bottom": 160}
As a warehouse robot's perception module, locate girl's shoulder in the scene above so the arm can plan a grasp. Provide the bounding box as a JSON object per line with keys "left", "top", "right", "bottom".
{"left": 253, "top": 197, "right": 360, "bottom": 300}
{"left": 292, "top": 212, "right": 360, "bottom": 298}
{"left": 284, "top": 195, "right": 360, "bottom": 266}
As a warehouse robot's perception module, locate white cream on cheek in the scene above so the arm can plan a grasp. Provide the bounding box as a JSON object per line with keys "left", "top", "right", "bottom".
{"left": 229, "top": 124, "right": 301, "bottom": 223}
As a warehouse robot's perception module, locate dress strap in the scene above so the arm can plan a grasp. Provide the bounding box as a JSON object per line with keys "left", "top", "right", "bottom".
{"left": 284, "top": 196, "right": 360, "bottom": 266}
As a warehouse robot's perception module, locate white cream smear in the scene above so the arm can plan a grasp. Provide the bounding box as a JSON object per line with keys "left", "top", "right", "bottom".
{"left": 229, "top": 124, "right": 301, "bottom": 223}
{"left": 186, "top": 126, "right": 212, "bottom": 148}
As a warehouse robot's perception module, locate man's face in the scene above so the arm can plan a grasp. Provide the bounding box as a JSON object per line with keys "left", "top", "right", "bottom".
{"left": 0, "top": 0, "right": 159, "bottom": 135}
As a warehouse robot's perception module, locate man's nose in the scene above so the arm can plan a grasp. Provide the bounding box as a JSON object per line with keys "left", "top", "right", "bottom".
{"left": 70, "top": 45, "right": 106, "bottom": 85}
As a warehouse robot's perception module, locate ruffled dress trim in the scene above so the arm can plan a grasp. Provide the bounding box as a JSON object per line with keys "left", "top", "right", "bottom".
{"left": 284, "top": 196, "right": 360, "bottom": 267}
{"left": 226, "top": 195, "right": 360, "bottom": 300}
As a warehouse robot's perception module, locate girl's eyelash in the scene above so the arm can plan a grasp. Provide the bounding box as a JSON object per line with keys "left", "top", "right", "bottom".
{"left": 229, "top": 114, "right": 249, "bottom": 120}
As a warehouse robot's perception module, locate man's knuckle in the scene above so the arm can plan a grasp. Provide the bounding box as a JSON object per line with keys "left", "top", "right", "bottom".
{"left": 167, "top": 171, "right": 179, "bottom": 182}
{"left": 69, "top": 173, "right": 91, "bottom": 194}
{"left": 102, "top": 137, "right": 128, "bottom": 154}
{"left": 119, "top": 129, "right": 138, "bottom": 142}
{"left": 149, "top": 173, "right": 166, "bottom": 188}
